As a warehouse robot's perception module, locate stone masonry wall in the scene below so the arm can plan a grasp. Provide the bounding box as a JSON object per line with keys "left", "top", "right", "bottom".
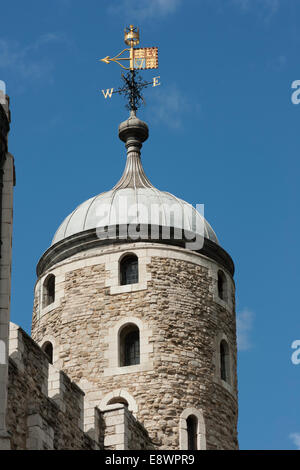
{"left": 102, "top": 403, "right": 154, "bottom": 450}
{"left": 7, "top": 324, "right": 100, "bottom": 450}
{"left": 31, "top": 242, "right": 238, "bottom": 450}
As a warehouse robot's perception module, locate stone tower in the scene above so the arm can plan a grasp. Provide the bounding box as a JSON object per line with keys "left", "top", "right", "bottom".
{"left": 0, "top": 91, "right": 15, "bottom": 451}
{"left": 31, "top": 112, "right": 238, "bottom": 450}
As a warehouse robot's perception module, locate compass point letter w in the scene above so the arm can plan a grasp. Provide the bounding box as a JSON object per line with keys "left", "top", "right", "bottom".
{"left": 102, "top": 88, "right": 114, "bottom": 99}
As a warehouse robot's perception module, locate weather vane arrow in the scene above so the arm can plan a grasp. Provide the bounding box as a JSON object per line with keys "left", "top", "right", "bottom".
{"left": 99, "top": 25, "right": 160, "bottom": 112}
{"left": 100, "top": 48, "right": 134, "bottom": 69}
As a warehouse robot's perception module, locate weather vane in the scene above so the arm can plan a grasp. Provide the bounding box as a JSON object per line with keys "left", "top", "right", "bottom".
{"left": 100, "top": 25, "right": 160, "bottom": 112}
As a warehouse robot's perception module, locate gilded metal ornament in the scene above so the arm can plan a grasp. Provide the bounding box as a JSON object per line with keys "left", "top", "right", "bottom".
{"left": 99, "top": 25, "right": 160, "bottom": 111}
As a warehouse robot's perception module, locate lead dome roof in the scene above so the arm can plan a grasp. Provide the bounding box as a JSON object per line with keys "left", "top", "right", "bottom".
{"left": 51, "top": 112, "right": 219, "bottom": 247}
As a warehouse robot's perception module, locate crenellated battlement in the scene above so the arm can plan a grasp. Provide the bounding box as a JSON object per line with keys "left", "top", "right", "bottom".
{"left": 5, "top": 322, "right": 153, "bottom": 450}
{"left": 7, "top": 323, "right": 98, "bottom": 449}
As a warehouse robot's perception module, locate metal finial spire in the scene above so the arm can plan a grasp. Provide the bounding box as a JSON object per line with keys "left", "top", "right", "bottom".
{"left": 99, "top": 25, "right": 160, "bottom": 112}
{"left": 112, "top": 111, "right": 153, "bottom": 190}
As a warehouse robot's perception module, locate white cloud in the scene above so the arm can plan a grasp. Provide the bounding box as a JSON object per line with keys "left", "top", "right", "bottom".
{"left": 289, "top": 433, "right": 300, "bottom": 450}
{"left": 200, "top": 0, "right": 280, "bottom": 20}
{"left": 108, "top": 0, "right": 280, "bottom": 21}
{"left": 267, "top": 54, "right": 287, "bottom": 71}
{"left": 32, "top": 32, "right": 69, "bottom": 49}
{"left": 231, "top": 0, "right": 280, "bottom": 20}
{"left": 108, "top": 0, "right": 181, "bottom": 20}
{"left": 145, "top": 84, "right": 200, "bottom": 130}
{"left": 0, "top": 33, "right": 69, "bottom": 81}
{"left": 232, "top": 0, "right": 279, "bottom": 11}
{"left": 236, "top": 309, "right": 254, "bottom": 351}
{"left": 231, "top": 0, "right": 250, "bottom": 9}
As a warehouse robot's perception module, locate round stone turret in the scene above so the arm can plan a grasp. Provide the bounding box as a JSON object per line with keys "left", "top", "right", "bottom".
{"left": 31, "top": 112, "right": 238, "bottom": 450}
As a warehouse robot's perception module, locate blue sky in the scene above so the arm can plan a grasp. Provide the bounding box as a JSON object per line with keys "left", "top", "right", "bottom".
{"left": 1, "top": 0, "right": 300, "bottom": 450}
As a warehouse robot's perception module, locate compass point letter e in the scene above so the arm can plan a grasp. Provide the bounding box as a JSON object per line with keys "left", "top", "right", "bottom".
{"left": 153, "top": 76, "right": 160, "bottom": 87}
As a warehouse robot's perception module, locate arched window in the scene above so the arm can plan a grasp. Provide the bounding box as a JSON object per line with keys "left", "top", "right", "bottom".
{"left": 179, "top": 408, "right": 206, "bottom": 450}
{"left": 220, "top": 339, "right": 230, "bottom": 383}
{"left": 120, "top": 255, "right": 138, "bottom": 286}
{"left": 119, "top": 324, "right": 140, "bottom": 366}
{"left": 100, "top": 390, "right": 138, "bottom": 414}
{"left": 42, "top": 341, "right": 53, "bottom": 364}
{"left": 43, "top": 274, "right": 55, "bottom": 308}
{"left": 187, "top": 415, "right": 198, "bottom": 450}
{"left": 107, "top": 397, "right": 129, "bottom": 407}
{"left": 217, "top": 270, "right": 227, "bottom": 301}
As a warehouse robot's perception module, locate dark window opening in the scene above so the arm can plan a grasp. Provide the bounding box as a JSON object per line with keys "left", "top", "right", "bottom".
{"left": 42, "top": 342, "right": 53, "bottom": 364}
{"left": 120, "top": 324, "right": 140, "bottom": 367}
{"left": 120, "top": 255, "right": 138, "bottom": 286}
{"left": 107, "top": 397, "right": 129, "bottom": 407}
{"left": 220, "top": 340, "right": 230, "bottom": 383}
{"left": 43, "top": 274, "right": 55, "bottom": 307}
{"left": 217, "top": 270, "right": 227, "bottom": 301}
{"left": 187, "top": 415, "right": 198, "bottom": 450}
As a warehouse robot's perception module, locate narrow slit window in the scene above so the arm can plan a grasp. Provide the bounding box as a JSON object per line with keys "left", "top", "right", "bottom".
{"left": 217, "top": 270, "right": 227, "bottom": 301}
{"left": 220, "top": 339, "right": 230, "bottom": 383}
{"left": 187, "top": 415, "right": 198, "bottom": 450}
{"left": 42, "top": 341, "right": 53, "bottom": 364}
{"left": 43, "top": 274, "right": 55, "bottom": 308}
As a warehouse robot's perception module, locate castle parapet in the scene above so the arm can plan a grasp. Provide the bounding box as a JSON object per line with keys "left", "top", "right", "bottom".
{"left": 102, "top": 403, "right": 154, "bottom": 450}
{"left": 7, "top": 323, "right": 99, "bottom": 449}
